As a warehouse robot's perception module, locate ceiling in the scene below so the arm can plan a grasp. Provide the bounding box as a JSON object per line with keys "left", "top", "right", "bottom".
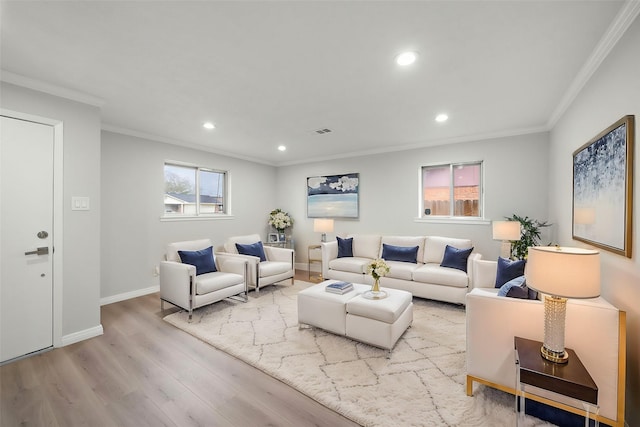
{"left": 1, "top": 1, "right": 634, "bottom": 166}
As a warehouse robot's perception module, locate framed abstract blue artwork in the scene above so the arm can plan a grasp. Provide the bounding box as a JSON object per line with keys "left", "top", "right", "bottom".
{"left": 572, "top": 115, "right": 634, "bottom": 258}
{"left": 307, "top": 173, "right": 359, "bottom": 218}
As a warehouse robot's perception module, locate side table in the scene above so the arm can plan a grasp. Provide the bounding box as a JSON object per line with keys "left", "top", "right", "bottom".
{"left": 308, "top": 244, "right": 322, "bottom": 281}
{"left": 515, "top": 336, "right": 599, "bottom": 427}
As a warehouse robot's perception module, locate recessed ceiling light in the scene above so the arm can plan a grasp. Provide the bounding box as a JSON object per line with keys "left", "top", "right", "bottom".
{"left": 435, "top": 114, "right": 448, "bottom": 123}
{"left": 203, "top": 122, "right": 215, "bottom": 130}
{"left": 278, "top": 145, "right": 287, "bottom": 152}
{"left": 396, "top": 51, "right": 418, "bottom": 66}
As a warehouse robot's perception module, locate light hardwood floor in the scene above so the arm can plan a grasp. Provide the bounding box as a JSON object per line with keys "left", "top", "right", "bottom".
{"left": 0, "top": 271, "right": 360, "bottom": 427}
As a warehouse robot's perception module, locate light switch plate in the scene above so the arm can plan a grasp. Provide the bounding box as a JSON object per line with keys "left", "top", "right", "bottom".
{"left": 72, "top": 196, "right": 90, "bottom": 211}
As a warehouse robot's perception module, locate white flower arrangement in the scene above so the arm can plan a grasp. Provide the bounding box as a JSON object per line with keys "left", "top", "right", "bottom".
{"left": 366, "top": 258, "right": 390, "bottom": 280}
{"left": 268, "top": 208, "right": 293, "bottom": 231}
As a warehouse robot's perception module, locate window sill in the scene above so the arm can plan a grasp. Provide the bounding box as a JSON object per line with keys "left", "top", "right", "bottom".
{"left": 414, "top": 217, "right": 490, "bottom": 225}
{"left": 160, "top": 214, "right": 235, "bottom": 222}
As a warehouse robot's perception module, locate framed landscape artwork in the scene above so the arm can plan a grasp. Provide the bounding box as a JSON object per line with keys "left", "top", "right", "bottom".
{"left": 307, "top": 173, "right": 359, "bottom": 218}
{"left": 572, "top": 115, "right": 634, "bottom": 258}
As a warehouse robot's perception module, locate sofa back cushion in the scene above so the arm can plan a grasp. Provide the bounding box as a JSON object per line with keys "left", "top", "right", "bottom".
{"left": 166, "top": 238, "right": 213, "bottom": 263}
{"left": 380, "top": 236, "right": 425, "bottom": 262}
{"left": 348, "top": 234, "right": 381, "bottom": 259}
{"left": 423, "top": 236, "right": 472, "bottom": 264}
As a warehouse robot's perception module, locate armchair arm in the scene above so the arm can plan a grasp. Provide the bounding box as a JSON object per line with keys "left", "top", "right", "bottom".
{"left": 321, "top": 241, "right": 338, "bottom": 279}
{"left": 263, "top": 246, "right": 294, "bottom": 266}
{"left": 214, "top": 254, "right": 248, "bottom": 276}
{"left": 471, "top": 258, "right": 497, "bottom": 290}
{"left": 215, "top": 251, "right": 261, "bottom": 266}
{"left": 159, "top": 260, "right": 196, "bottom": 309}
{"left": 466, "top": 252, "right": 482, "bottom": 285}
{"left": 216, "top": 252, "right": 260, "bottom": 286}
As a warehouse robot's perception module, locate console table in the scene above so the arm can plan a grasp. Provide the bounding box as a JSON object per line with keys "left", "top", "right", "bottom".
{"left": 514, "top": 336, "right": 599, "bottom": 427}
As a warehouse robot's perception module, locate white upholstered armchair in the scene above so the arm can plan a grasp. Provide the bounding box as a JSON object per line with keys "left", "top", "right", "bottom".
{"left": 222, "top": 234, "right": 295, "bottom": 292}
{"left": 160, "top": 239, "right": 248, "bottom": 321}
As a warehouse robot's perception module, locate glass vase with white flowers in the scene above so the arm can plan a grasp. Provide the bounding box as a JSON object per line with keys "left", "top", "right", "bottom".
{"left": 365, "top": 258, "right": 390, "bottom": 299}
{"left": 268, "top": 208, "right": 293, "bottom": 240}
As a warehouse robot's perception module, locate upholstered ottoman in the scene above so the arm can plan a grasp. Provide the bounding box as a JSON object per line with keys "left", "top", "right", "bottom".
{"left": 345, "top": 289, "right": 413, "bottom": 353}
{"left": 297, "top": 281, "right": 370, "bottom": 335}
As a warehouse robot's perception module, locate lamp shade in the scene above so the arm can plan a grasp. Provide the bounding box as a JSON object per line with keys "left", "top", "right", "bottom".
{"left": 525, "top": 246, "right": 600, "bottom": 298}
{"left": 492, "top": 221, "right": 520, "bottom": 241}
{"left": 313, "top": 219, "right": 334, "bottom": 233}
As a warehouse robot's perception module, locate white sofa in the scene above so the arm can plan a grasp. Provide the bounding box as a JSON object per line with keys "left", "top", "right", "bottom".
{"left": 321, "top": 235, "right": 481, "bottom": 305}
{"left": 466, "top": 259, "right": 626, "bottom": 427}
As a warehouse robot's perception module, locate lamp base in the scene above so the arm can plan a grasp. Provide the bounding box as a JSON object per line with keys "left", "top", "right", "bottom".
{"left": 321, "top": 233, "right": 327, "bottom": 242}
{"left": 541, "top": 295, "right": 569, "bottom": 364}
{"left": 540, "top": 345, "right": 569, "bottom": 364}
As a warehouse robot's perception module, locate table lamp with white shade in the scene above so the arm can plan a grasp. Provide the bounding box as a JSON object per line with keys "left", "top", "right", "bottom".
{"left": 492, "top": 220, "right": 521, "bottom": 259}
{"left": 524, "top": 246, "right": 600, "bottom": 363}
{"left": 313, "top": 219, "right": 334, "bottom": 242}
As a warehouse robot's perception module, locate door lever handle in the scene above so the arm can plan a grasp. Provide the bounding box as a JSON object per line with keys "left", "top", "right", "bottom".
{"left": 25, "top": 247, "right": 49, "bottom": 256}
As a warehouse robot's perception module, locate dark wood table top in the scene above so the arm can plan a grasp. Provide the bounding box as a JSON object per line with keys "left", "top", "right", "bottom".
{"left": 515, "top": 336, "right": 598, "bottom": 405}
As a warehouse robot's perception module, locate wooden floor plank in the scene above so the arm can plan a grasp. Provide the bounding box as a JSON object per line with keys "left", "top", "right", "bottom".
{"left": 0, "top": 271, "right": 360, "bottom": 427}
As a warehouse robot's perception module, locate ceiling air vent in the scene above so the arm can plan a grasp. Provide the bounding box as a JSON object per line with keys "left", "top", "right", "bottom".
{"left": 314, "top": 128, "right": 332, "bottom": 134}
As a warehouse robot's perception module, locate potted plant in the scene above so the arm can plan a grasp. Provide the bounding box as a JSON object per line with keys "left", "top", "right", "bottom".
{"left": 506, "top": 214, "right": 551, "bottom": 260}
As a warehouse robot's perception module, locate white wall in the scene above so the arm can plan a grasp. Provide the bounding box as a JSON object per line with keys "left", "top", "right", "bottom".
{"left": 277, "top": 132, "right": 551, "bottom": 265}
{"left": 549, "top": 15, "right": 640, "bottom": 425}
{"left": 100, "top": 131, "right": 278, "bottom": 300}
{"left": 1, "top": 82, "right": 102, "bottom": 340}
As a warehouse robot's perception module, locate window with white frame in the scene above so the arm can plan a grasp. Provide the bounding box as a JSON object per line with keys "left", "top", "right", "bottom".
{"left": 421, "top": 162, "right": 482, "bottom": 218}
{"left": 164, "top": 162, "right": 227, "bottom": 216}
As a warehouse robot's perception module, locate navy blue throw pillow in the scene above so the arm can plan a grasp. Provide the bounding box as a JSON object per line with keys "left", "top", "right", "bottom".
{"left": 495, "top": 257, "right": 526, "bottom": 288}
{"left": 381, "top": 244, "right": 419, "bottom": 263}
{"left": 337, "top": 236, "right": 353, "bottom": 258}
{"left": 440, "top": 245, "right": 473, "bottom": 272}
{"left": 236, "top": 241, "right": 267, "bottom": 262}
{"left": 178, "top": 246, "right": 217, "bottom": 275}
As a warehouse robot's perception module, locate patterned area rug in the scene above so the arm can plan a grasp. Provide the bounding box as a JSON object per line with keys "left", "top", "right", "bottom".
{"left": 164, "top": 281, "right": 554, "bottom": 427}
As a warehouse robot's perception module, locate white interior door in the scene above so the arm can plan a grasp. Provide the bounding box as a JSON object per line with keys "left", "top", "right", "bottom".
{"left": 1, "top": 116, "right": 54, "bottom": 363}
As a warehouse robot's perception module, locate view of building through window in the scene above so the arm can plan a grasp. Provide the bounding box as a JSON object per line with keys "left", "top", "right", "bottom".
{"left": 164, "top": 163, "right": 226, "bottom": 215}
{"left": 422, "top": 163, "right": 482, "bottom": 217}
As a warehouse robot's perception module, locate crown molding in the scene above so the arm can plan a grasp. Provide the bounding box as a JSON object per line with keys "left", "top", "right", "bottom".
{"left": 101, "top": 123, "right": 276, "bottom": 167}
{"left": 277, "top": 125, "right": 550, "bottom": 167}
{"left": 547, "top": 0, "right": 640, "bottom": 128}
{"left": 0, "top": 70, "right": 105, "bottom": 107}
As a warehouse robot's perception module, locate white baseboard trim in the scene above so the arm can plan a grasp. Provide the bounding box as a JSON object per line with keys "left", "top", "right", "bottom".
{"left": 61, "top": 324, "right": 104, "bottom": 347}
{"left": 100, "top": 285, "right": 159, "bottom": 306}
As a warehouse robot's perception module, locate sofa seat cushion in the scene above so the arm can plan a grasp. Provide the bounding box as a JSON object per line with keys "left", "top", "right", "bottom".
{"left": 413, "top": 263, "right": 469, "bottom": 288}
{"left": 328, "top": 257, "right": 370, "bottom": 274}
{"left": 195, "top": 272, "right": 243, "bottom": 295}
{"left": 258, "top": 261, "right": 291, "bottom": 278}
{"left": 385, "top": 261, "right": 421, "bottom": 281}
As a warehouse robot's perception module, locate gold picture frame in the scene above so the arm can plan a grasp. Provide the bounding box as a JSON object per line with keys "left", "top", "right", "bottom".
{"left": 572, "top": 115, "right": 634, "bottom": 258}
